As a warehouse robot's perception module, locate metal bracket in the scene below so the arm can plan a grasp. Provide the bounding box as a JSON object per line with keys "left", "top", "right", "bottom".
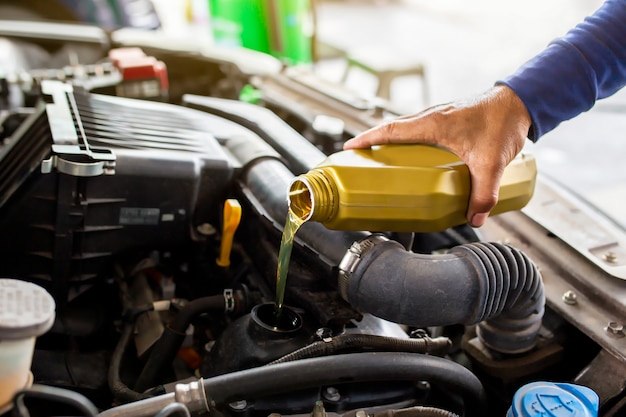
{"left": 40, "top": 80, "right": 116, "bottom": 177}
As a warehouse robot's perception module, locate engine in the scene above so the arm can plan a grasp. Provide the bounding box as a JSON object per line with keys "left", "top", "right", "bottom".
{"left": 0, "top": 20, "right": 625, "bottom": 417}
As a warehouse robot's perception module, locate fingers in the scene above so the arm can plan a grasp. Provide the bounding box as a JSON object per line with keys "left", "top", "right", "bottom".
{"left": 343, "top": 114, "right": 439, "bottom": 150}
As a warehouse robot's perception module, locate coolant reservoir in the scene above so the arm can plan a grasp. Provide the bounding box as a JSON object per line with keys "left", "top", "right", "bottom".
{"left": 288, "top": 144, "right": 536, "bottom": 232}
{"left": 0, "top": 279, "right": 55, "bottom": 410}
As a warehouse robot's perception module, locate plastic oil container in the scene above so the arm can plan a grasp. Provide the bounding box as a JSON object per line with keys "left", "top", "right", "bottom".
{"left": 209, "top": 0, "right": 271, "bottom": 52}
{"left": 288, "top": 144, "right": 536, "bottom": 232}
{"left": 265, "top": 0, "right": 313, "bottom": 64}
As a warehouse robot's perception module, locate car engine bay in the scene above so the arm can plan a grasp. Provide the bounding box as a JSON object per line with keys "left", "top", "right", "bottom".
{"left": 1, "top": 15, "right": 626, "bottom": 417}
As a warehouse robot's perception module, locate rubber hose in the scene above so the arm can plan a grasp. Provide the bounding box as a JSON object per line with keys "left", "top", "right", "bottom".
{"left": 134, "top": 295, "right": 226, "bottom": 392}
{"left": 98, "top": 393, "right": 176, "bottom": 417}
{"left": 108, "top": 323, "right": 151, "bottom": 402}
{"left": 183, "top": 95, "right": 326, "bottom": 174}
{"left": 203, "top": 352, "right": 486, "bottom": 416}
{"left": 342, "top": 238, "right": 544, "bottom": 354}
{"left": 154, "top": 403, "right": 191, "bottom": 417}
{"left": 268, "top": 334, "right": 451, "bottom": 364}
{"left": 99, "top": 352, "right": 486, "bottom": 417}
{"left": 13, "top": 385, "right": 99, "bottom": 417}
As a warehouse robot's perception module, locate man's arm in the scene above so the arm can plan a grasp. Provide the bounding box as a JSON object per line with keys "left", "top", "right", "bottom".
{"left": 499, "top": 0, "right": 626, "bottom": 141}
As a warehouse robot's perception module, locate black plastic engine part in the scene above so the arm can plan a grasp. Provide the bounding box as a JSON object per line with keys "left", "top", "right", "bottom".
{"left": 202, "top": 303, "right": 311, "bottom": 377}
{"left": 0, "top": 81, "right": 235, "bottom": 305}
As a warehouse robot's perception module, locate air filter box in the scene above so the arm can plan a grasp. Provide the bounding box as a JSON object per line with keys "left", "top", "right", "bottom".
{"left": 0, "top": 81, "right": 234, "bottom": 304}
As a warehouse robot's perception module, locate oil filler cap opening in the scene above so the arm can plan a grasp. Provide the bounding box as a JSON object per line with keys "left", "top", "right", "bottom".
{"left": 507, "top": 381, "right": 599, "bottom": 417}
{"left": 251, "top": 303, "right": 302, "bottom": 334}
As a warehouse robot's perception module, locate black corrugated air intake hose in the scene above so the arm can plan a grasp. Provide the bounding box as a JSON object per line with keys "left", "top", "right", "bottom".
{"left": 339, "top": 235, "right": 545, "bottom": 354}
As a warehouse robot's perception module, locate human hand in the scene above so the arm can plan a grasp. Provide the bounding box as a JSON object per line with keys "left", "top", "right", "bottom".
{"left": 343, "top": 85, "right": 532, "bottom": 227}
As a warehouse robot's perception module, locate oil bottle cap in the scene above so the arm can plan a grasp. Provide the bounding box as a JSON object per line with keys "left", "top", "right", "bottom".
{"left": 507, "top": 382, "right": 599, "bottom": 417}
{"left": 0, "top": 279, "right": 55, "bottom": 340}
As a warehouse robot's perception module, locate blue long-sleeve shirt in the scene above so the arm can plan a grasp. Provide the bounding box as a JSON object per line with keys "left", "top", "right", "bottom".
{"left": 498, "top": 0, "right": 626, "bottom": 141}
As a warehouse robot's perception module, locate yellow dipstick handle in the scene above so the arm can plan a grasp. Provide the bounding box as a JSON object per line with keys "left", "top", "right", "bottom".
{"left": 216, "top": 199, "right": 242, "bottom": 267}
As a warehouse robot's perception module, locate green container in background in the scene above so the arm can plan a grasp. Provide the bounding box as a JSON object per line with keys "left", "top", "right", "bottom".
{"left": 209, "top": 0, "right": 270, "bottom": 53}
{"left": 208, "top": 0, "right": 313, "bottom": 65}
{"left": 265, "top": 0, "right": 313, "bottom": 64}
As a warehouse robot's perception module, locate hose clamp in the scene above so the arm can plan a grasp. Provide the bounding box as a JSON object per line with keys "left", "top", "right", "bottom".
{"left": 224, "top": 289, "right": 235, "bottom": 313}
{"left": 338, "top": 234, "right": 389, "bottom": 301}
{"left": 175, "top": 378, "right": 210, "bottom": 413}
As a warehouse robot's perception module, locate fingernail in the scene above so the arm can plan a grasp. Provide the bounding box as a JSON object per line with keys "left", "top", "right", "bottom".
{"left": 470, "top": 212, "right": 489, "bottom": 228}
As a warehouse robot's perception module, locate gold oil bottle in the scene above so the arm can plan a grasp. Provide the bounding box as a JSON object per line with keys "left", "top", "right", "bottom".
{"left": 287, "top": 144, "right": 537, "bottom": 233}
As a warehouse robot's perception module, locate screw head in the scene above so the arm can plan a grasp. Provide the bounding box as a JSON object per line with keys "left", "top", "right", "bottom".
{"left": 603, "top": 251, "right": 618, "bottom": 263}
{"left": 197, "top": 223, "right": 217, "bottom": 236}
{"left": 416, "top": 381, "right": 431, "bottom": 391}
{"left": 323, "top": 386, "right": 341, "bottom": 402}
{"left": 605, "top": 321, "right": 625, "bottom": 338}
{"left": 562, "top": 290, "right": 578, "bottom": 305}
{"left": 228, "top": 400, "right": 248, "bottom": 410}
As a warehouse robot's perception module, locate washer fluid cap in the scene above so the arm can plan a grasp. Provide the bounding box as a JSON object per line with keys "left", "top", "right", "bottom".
{"left": 507, "top": 382, "right": 599, "bottom": 417}
{"left": 0, "top": 279, "right": 55, "bottom": 340}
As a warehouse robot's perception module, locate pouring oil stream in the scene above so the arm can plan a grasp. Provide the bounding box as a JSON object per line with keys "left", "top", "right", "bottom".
{"left": 275, "top": 187, "right": 308, "bottom": 318}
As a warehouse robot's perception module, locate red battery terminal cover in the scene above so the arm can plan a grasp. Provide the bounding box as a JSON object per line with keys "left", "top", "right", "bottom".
{"left": 108, "top": 47, "right": 169, "bottom": 90}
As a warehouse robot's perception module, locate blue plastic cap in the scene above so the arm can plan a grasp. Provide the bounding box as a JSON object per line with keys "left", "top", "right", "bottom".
{"left": 507, "top": 382, "right": 599, "bottom": 417}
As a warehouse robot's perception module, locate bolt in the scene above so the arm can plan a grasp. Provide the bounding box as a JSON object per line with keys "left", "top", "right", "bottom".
{"left": 228, "top": 400, "right": 247, "bottom": 410}
{"left": 603, "top": 251, "right": 618, "bottom": 263}
{"left": 355, "top": 411, "right": 368, "bottom": 417}
{"left": 416, "top": 381, "right": 431, "bottom": 391}
{"left": 315, "top": 327, "right": 333, "bottom": 342}
{"left": 605, "top": 321, "right": 625, "bottom": 337}
{"left": 197, "top": 223, "right": 217, "bottom": 236}
{"left": 204, "top": 341, "right": 215, "bottom": 353}
{"left": 562, "top": 290, "right": 578, "bottom": 305}
{"left": 311, "top": 401, "right": 327, "bottom": 417}
{"left": 323, "top": 386, "right": 341, "bottom": 402}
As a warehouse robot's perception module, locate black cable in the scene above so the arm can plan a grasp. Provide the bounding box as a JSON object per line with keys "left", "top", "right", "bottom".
{"left": 108, "top": 322, "right": 151, "bottom": 402}
{"left": 12, "top": 384, "right": 98, "bottom": 417}
{"left": 268, "top": 334, "right": 451, "bottom": 364}
{"left": 134, "top": 295, "right": 226, "bottom": 392}
{"left": 375, "top": 406, "right": 459, "bottom": 417}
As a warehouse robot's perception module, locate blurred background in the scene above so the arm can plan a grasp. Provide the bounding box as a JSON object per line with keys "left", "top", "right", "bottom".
{"left": 153, "top": 0, "right": 626, "bottom": 227}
